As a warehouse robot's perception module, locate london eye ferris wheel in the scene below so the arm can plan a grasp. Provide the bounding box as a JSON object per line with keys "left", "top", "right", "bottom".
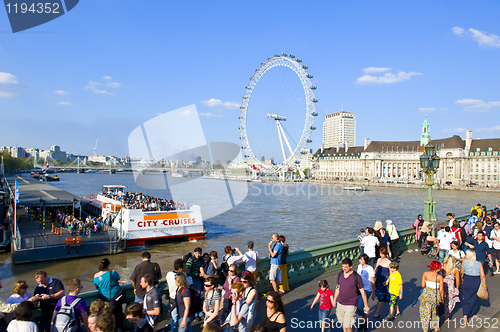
{"left": 239, "top": 53, "right": 318, "bottom": 175}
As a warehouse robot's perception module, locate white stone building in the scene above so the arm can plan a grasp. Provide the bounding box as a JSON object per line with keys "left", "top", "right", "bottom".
{"left": 322, "top": 111, "right": 356, "bottom": 149}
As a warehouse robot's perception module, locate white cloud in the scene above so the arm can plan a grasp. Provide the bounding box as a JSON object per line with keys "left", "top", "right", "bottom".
{"left": 179, "top": 109, "right": 197, "bottom": 117}
{"left": 468, "top": 28, "right": 500, "bottom": 48}
{"left": 103, "top": 76, "right": 112, "bottom": 80}
{"left": 362, "top": 67, "right": 392, "bottom": 74}
{"left": 356, "top": 70, "right": 422, "bottom": 85}
{"left": 0, "top": 72, "right": 18, "bottom": 85}
{"left": 54, "top": 90, "right": 70, "bottom": 95}
{"left": 201, "top": 98, "right": 240, "bottom": 110}
{"left": 0, "top": 91, "right": 14, "bottom": 97}
{"left": 449, "top": 126, "right": 500, "bottom": 134}
{"left": 418, "top": 107, "right": 436, "bottom": 113}
{"left": 452, "top": 26, "right": 464, "bottom": 36}
{"left": 85, "top": 80, "right": 113, "bottom": 94}
{"left": 475, "top": 126, "right": 500, "bottom": 132}
{"left": 199, "top": 112, "right": 223, "bottom": 118}
{"left": 57, "top": 101, "right": 73, "bottom": 105}
{"left": 455, "top": 99, "right": 500, "bottom": 112}
{"left": 454, "top": 27, "right": 500, "bottom": 48}
{"left": 106, "top": 82, "right": 121, "bottom": 88}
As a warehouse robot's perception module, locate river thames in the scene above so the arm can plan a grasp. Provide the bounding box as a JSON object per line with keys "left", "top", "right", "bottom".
{"left": 0, "top": 172, "right": 498, "bottom": 299}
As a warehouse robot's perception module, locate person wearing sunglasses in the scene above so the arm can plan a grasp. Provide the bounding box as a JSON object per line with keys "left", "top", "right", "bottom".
{"left": 219, "top": 264, "right": 240, "bottom": 325}
{"left": 240, "top": 273, "right": 257, "bottom": 330}
{"left": 6, "top": 281, "right": 31, "bottom": 320}
{"left": 262, "top": 291, "right": 286, "bottom": 332}
{"left": 203, "top": 277, "right": 221, "bottom": 326}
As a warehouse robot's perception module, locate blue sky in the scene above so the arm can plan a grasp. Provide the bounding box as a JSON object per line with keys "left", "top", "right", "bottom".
{"left": 1, "top": 1, "right": 499, "bottom": 158}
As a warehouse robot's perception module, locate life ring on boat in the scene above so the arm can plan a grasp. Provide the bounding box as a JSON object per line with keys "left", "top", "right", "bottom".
{"left": 89, "top": 194, "right": 95, "bottom": 199}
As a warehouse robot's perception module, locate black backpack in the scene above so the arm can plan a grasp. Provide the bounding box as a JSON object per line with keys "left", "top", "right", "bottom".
{"left": 337, "top": 270, "right": 361, "bottom": 296}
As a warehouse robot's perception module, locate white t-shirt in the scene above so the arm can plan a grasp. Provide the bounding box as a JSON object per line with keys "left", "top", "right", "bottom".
{"left": 437, "top": 232, "right": 454, "bottom": 250}
{"left": 449, "top": 249, "right": 465, "bottom": 261}
{"left": 7, "top": 320, "right": 38, "bottom": 332}
{"left": 490, "top": 229, "right": 500, "bottom": 250}
{"left": 242, "top": 251, "right": 259, "bottom": 272}
{"left": 6, "top": 293, "right": 31, "bottom": 318}
{"left": 361, "top": 235, "right": 379, "bottom": 258}
{"left": 166, "top": 271, "right": 192, "bottom": 299}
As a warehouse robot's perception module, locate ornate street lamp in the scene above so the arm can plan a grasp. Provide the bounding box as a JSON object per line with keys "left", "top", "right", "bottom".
{"left": 419, "top": 144, "right": 440, "bottom": 221}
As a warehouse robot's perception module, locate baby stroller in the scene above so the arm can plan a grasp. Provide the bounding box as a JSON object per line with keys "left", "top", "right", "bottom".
{"left": 420, "top": 233, "right": 433, "bottom": 255}
{"left": 426, "top": 237, "right": 439, "bottom": 258}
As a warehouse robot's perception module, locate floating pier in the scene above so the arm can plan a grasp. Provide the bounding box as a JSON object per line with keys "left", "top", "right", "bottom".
{"left": 5, "top": 175, "right": 124, "bottom": 264}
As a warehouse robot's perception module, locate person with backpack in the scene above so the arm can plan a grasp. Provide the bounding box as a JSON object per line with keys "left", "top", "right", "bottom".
{"left": 332, "top": 258, "right": 370, "bottom": 332}
{"left": 130, "top": 252, "right": 162, "bottom": 303}
{"left": 167, "top": 258, "right": 192, "bottom": 332}
{"left": 51, "top": 279, "right": 88, "bottom": 332}
{"left": 140, "top": 275, "right": 161, "bottom": 329}
{"left": 174, "top": 273, "right": 194, "bottom": 332}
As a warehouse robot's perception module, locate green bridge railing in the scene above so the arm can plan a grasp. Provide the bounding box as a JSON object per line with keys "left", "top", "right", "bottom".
{"left": 73, "top": 226, "right": 417, "bottom": 320}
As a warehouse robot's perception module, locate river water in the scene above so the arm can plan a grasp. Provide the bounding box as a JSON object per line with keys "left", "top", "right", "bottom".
{"left": 0, "top": 172, "right": 498, "bottom": 299}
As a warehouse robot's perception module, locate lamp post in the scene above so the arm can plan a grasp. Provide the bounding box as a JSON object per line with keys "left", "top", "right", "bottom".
{"left": 419, "top": 144, "right": 440, "bottom": 221}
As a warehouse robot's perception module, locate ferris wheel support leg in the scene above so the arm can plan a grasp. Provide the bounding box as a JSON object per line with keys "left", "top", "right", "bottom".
{"left": 276, "top": 120, "right": 287, "bottom": 162}
{"left": 277, "top": 121, "right": 294, "bottom": 157}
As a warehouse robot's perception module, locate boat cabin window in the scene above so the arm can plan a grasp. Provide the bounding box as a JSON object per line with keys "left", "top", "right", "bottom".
{"left": 102, "top": 186, "right": 126, "bottom": 195}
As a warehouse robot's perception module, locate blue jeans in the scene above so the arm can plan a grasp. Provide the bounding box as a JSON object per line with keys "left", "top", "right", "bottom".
{"left": 357, "top": 290, "right": 371, "bottom": 316}
{"left": 171, "top": 306, "right": 178, "bottom": 332}
{"left": 178, "top": 314, "right": 193, "bottom": 332}
{"left": 439, "top": 249, "right": 449, "bottom": 263}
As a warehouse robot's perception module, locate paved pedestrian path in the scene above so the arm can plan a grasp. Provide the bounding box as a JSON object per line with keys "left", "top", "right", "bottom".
{"left": 183, "top": 247, "right": 500, "bottom": 332}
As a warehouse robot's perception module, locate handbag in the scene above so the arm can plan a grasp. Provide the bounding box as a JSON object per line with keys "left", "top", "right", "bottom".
{"left": 435, "top": 275, "right": 444, "bottom": 317}
{"left": 477, "top": 281, "right": 488, "bottom": 300}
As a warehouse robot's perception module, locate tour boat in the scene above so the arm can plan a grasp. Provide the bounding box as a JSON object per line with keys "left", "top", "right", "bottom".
{"left": 96, "top": 185, "right": 206, "bottom": 247}
{"left": 343, "top": 186, "right": 369, "bottom": 191}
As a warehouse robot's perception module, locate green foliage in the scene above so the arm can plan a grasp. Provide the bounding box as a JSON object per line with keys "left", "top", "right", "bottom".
{"left": 1, "top": 152, "right": 34, "bottom": 172}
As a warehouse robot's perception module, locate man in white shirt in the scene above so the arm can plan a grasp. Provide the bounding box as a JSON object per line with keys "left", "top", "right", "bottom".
{"left": 233, "top": 241, "right": 260, "bottom": 283}
{"left": 361, "top": 228, "right": 379, "bottom": 268}
{"left": 489, "top": 222, "right": 500, "bottom": 274}
{"left": 437, "top": 226, "right": 454, "bottom": 263}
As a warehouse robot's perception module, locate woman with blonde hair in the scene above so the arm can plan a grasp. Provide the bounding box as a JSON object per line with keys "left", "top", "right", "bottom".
{"left": 6, "top": 281, "right": 31, "bottom": 320}
{"left": 442, "top": 255, "right": 460, "bottom": 322}
{"left": 461, "top": 250, "right": 486, "bottom": 322}
{"left": 175, "top": 272, "right": 193, "bottom": 332}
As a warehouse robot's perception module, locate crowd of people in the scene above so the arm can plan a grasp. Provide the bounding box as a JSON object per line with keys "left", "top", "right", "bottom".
{"left": 100, "top": 191, "right": 189, "bottom": 212}
{"left": 2, "top": 203, "right": 500, "bottom": 332}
